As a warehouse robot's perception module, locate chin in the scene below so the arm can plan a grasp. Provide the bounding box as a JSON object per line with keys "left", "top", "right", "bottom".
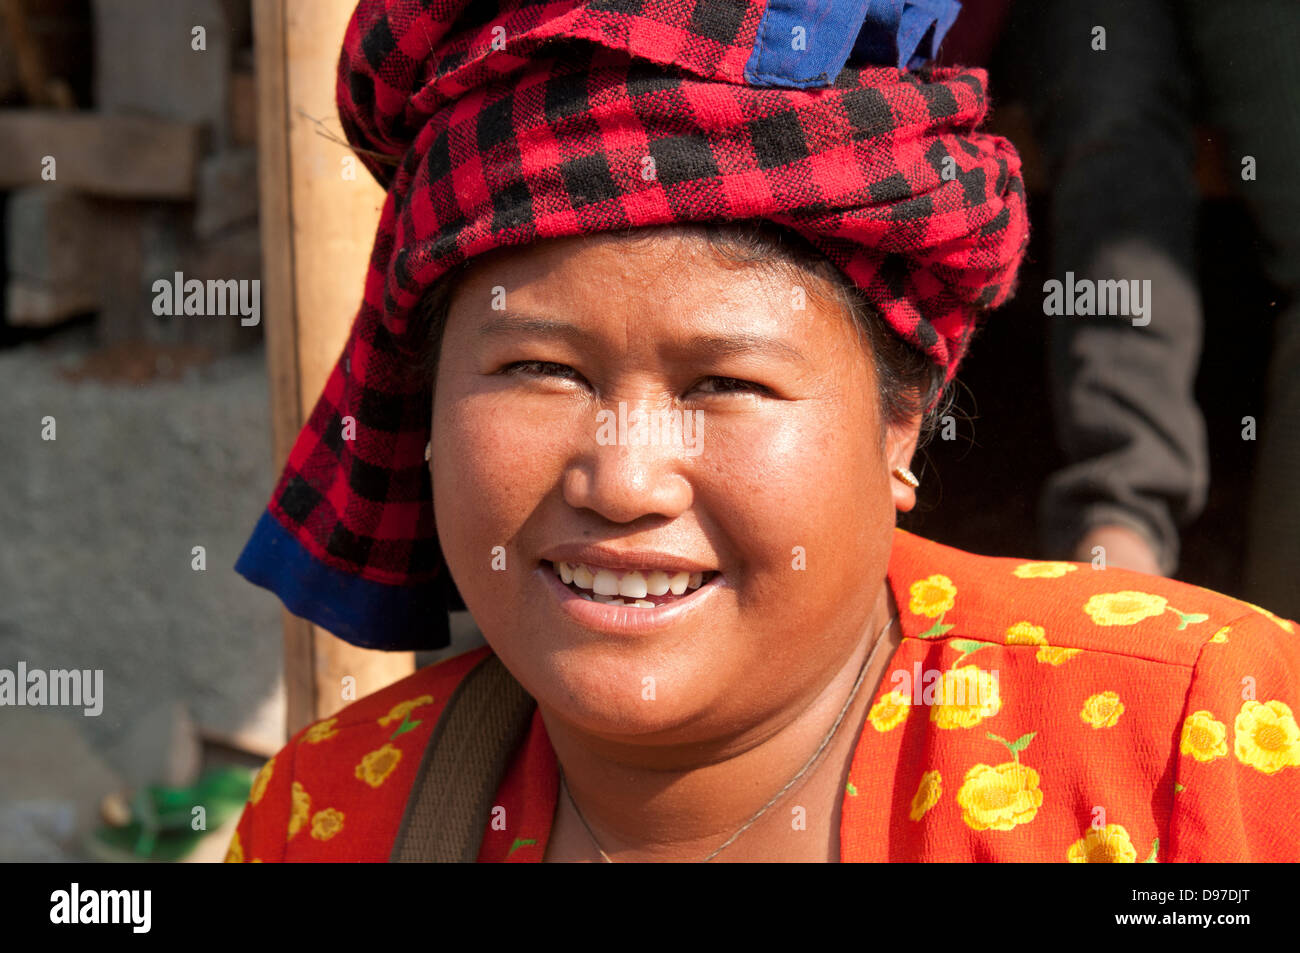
{"left": 487, "top": 624, "right": 733, "bottom": 742}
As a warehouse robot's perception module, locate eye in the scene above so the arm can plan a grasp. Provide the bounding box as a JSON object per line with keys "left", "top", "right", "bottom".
{"left": 692, "top": 376, "right": 772, "bottom": 396}
{"left": 499, "top": 360, "right": 583, "bottom": 382}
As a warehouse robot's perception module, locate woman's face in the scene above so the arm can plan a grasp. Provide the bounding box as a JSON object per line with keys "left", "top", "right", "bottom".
{"left": 431, "top": 230, "right": 922, "bottom": 748}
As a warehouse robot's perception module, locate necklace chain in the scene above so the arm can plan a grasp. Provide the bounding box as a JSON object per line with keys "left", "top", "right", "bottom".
{"left": 558, "top": 614, "right": 897, "bottom": 863}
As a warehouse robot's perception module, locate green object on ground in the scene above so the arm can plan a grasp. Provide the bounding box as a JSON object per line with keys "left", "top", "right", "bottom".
{"left": 83, "top": 765, "right": 253, "bottom": 863}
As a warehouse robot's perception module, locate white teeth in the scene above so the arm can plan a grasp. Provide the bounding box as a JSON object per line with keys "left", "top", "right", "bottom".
{"left": 634, "top": 600, "right": 655, "bottom": 608}
{"left": 618, "top": 571, "right": 648, "bottom": 598}
{"left": 555, "top": 561, "right": 714, "bottom": 600}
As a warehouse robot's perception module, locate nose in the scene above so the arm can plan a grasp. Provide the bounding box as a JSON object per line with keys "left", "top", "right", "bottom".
{"left": 561, "top": 400, "right": 695, "bottom": 524}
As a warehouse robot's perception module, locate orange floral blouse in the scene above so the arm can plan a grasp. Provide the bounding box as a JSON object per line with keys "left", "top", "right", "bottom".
{"left": 226, "top": 528, "right": 1300, "bottom": 863}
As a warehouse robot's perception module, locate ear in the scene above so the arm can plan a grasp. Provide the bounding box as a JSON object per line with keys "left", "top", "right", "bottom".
{"left": 884, "top": 409, "right": 924, "bottom": 513}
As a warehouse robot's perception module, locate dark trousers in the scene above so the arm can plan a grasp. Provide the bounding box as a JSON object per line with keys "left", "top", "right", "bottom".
{"left": 1016, "top": 0, "right": 1300, "bottom": 615}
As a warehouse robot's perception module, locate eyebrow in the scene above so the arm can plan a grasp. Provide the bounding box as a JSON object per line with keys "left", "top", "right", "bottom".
{"left": 476, "top": 312, "right": 807, "bottom": 363}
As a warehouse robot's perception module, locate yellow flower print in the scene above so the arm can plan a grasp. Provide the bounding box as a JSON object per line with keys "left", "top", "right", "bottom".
{"left": 909, "top": 770, "right": 942, "bottom": 821}
{"left": 1037, "top": 646, "right": 1081, "bottom": 666}
{"left": 909, "top": 575, "right": 957, "bottom": 638}
{"left": 1209, "top": 626, "right": 1230, "bottom": 644}
{"left": 910, "top": 574, "right": 956, "bottom": 618}
{"left": 378, "top": 694, "right": 434, "bottom": 727}
{"left": 1084, "top": 591, "right": 1209, "bottom": 631}
{"left": 1084, "top": 591, "right": 1167, "bottom": 626}
{"left": 1066, "top": 824, "right": 1139, "bottom": 863}
{"left": 956, "top": 732, "right": 1042, "bottom": 832}
{"left": 224, "top": 831, "right": 243, "bottom": 863}
{"left": 1005, "top": 621, "right": 1047, "bottom": 646}
{"left": 958, "top": 763, "right": 1040, "bottom": 831}
{"left": 1179, "top": 710, "right": 1227, "bottom": 763}
{"left": 868, "top": 690, "right": 910, "bottom": 732}
{"left": 310, "top": 808, "right": 344, "bottom": 841}
{"left": 288, "top": 781, "right": 311, "bottom": 838}
{"left": 931, "top": 665, "right": 1002, "bottom": 730}
{"left": 1013, "top": 561, "right": 1078, "bottom": 579}
{"left": 1234, "top": 700, "right": 1300, "bottom": 774}
{"left": 249, "top": 756, "right": 274, "bottom": 806}
{"left": 355, "top": 743, "right": 403, "bottom": 788}
{"left": 1004, "top": 621, "right": 1080, "bottom": 665}
{"left": 303, "top": 717, "right": 339, "bottom": 744}
{"left": 1080, "top": 691, "right": 1125, "bottom": 729}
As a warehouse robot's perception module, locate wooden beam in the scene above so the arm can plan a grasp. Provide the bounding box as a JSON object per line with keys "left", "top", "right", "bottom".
{"left": 0, "top": 110, "right": 200, "bottom": 197}
{"left": 252, "top": 0, "right": 415, "bottom": 735}
{"left": 253, "top": 0, "right": 316, "bottom": 734}
{"left": 231, "top": 68, "right": 257, "bottom": 146}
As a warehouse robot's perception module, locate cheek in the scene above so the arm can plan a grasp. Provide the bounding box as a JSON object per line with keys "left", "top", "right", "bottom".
{"left": 430, "top": 381, "right": 571, "bottom": 569}
{"left": 697, "top": 397, "right": 889, "bottom": 576}
{"left": 706, "top": 403, "right": 893, "bottom": 683}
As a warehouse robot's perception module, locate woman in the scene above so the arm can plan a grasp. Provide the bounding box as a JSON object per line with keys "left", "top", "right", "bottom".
{"left": 227, "top": 0, "right": 1300, "bottom": 862}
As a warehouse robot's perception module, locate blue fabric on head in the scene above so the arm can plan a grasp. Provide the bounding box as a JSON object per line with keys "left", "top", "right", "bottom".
{"left": 234, "top": 511, "right": 453, "bottom": 651}
{"left": 851, "top": 0, "right": 963, "bottom": 70}
{"left": 744, "top": 0, "right": 867, "bottom": 87}
{"left": 743, "top": 0, "right": 962, "bottom": 87}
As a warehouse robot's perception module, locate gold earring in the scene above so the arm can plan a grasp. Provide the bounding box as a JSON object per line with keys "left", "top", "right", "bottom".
{"left": 424, "top": 441, "right": 432, "bottom": 462}
{"left": 892, "top": 466, "right": 919, "bottom": 488}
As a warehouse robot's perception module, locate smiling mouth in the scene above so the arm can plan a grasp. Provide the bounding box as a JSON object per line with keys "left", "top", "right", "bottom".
{"left": 548, "top": 561, "right": 719, "bottom": 608}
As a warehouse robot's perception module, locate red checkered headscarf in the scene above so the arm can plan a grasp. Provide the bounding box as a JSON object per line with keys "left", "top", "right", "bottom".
{"left": 236, "top": 0, "right": 1029, "bottom": 650}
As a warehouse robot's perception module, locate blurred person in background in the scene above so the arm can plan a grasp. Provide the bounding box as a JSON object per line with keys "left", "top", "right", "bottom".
{"left": 1012, "top": 0, "right": 1300, "bottom": 621}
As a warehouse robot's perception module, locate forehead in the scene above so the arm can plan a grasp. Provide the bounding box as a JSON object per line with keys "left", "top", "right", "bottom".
{"left": 458, "top": 228, "right": 721, "bottom": 289}
{"left": 441, "top": 230, "right": 879, "bottom": 399}
{"left": 432, "top": 230, "right": 888, "bottom": 432}
{"left": 450, "top": 227, "right": 843, "bottom": 320}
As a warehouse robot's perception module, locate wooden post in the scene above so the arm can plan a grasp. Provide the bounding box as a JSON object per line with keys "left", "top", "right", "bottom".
{"left": 253, "top": 0, "right": 415, "bottom": 734}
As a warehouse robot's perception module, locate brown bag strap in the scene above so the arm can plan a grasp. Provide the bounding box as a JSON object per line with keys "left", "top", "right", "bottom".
{"left": 390, "top": 653, "right": 536, "bottom": 862}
